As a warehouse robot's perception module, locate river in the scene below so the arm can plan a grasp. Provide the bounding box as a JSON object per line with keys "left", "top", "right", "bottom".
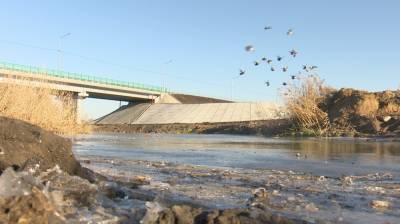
{"left": 72, "top": 133, "right": 400, "bottom": 223}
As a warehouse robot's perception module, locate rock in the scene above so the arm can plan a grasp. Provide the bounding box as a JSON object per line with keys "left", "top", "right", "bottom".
{"left": 141, "top": 202, "right": 166, "bottom": 224}
{"left": 0, "top": 117, "right": 84, "bottom": 178}
{"left": 341, "top": 176, "right": 353, "bottom": 186}
{"left": 252, "top": 187, "right": 268, "bottom": 198}
{"left": 0, "top": 168, "right": 65, "bottom": 224}
{"left": 383, "top": 116, "right": 392, "bottom": 122}
{"left": 135, "top": 175, "right": 152, "bottom": 184}
{"left": 305, "top": 203, "right": 319, "bottom": 212}
{"left": 144, "top": 206, "right": 298, "bottom": 224}
{"left": 371, "top": 200, "right": 390, "bottom": 210}
{"left": 0, "top": 186, "right": 65, "bottom": 224}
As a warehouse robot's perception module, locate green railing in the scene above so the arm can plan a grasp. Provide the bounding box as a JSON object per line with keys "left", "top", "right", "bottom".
{"left": 0, "top": 61, "right": 168, "bottom": 93}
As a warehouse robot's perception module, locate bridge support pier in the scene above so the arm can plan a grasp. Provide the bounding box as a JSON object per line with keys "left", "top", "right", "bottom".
{"left": 72, "top": 92, "right": 88, "bottom": 124}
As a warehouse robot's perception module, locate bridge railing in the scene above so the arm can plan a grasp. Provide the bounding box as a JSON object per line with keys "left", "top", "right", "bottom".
{"left": 0, "top": 61, "right": 168, "bottom": 93}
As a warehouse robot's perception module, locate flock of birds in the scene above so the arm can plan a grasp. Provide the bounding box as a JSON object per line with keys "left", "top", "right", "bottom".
{"left": 239, "top": 26, "right": 318, "bottom": 88}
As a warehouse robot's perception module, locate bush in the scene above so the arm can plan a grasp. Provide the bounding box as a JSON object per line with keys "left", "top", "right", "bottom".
{"left": 282, "top": 75, "right": 331, "bottom": 136}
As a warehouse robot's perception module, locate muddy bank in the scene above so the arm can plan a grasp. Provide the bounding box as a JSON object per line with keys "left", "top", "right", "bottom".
{"left": 321, "top": 89, "right": 400, "bottom": 136}
{"left": 0, "top": 116, "right": 90, "bottom": 178}
{"left": 92, "top": 119, "right": 292, "bottom": 136}
{"left": 79, "top": 156, "right": 400, "bottom": 224}
{"left": 0, "top": 165, "right": 302, "bottom": 224}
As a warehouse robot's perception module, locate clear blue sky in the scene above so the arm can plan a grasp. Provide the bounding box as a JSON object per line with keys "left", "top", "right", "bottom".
{"left": 0, "top": 0, "right": 399, "bottom": 119}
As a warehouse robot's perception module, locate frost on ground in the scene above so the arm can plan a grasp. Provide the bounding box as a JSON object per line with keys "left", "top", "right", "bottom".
{"left": 80, "top": 156, "right": 400, "bottom": 224}
{"left": 1, "top": 156, "right": 399, "bottom": 224}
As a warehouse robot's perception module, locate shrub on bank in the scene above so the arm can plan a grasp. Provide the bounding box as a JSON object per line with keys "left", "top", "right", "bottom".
{"left": 282, "top": 75, "right": 331, "bottom": 136}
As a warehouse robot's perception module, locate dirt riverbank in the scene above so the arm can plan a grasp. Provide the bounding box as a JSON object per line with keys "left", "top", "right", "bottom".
{"left": 92, "top": 119, "right": 292, "bottom": 136}
{"left": 0, "top": 116, "right": 91, "bottom": 178}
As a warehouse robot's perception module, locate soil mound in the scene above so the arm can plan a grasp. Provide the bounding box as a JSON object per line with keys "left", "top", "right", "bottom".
{"left": 0, "top": 116, "right": 85, "bottom": 177}
{"left": 322, "top": 88, "right": 400, "bottom": 135}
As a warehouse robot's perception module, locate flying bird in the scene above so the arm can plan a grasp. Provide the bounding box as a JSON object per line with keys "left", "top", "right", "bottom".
{"left": 282, "top": 82, "right": 288, "bottom": 86}
{"left": 282, "top": 66, "right": 288, "bottom": 72}
{"left": 267, "top": 59, "right": 273, "bottom": 64}
{"left": 261, "top": 57, "right": 267, "bottom": 61}
{"left": 291, "top": 75, "right": 297, "bottom": 80}
{"left": 265, "top": 81, "right": 270, "bottom": 86}
{"left": 289, "top": 49, "right": 298, "bottom": 57}
{"left": 254, "top": 61, "right": 260, "bottom": 66}
{"left": 239, "top": 69, "right": 245, "bottom": 76}
{"left": 302, "top": 65, "right": 309, "bottom": 72}
{"left": 309, "top": 65, "right": 318, "bottom": 70}
{"left": 264, "top": 26, "right": 272, "bottom": 30}
{"left": 287, "top": 29, "right": 294, "bottom": 36}
{"left": 270, "top": 67, "right": 275, "bottom": 72}
{"left": 245, "top": 45, "right": 255, "bottom": 52}
{"left": 277, "top": 56, "right": 283, "bottom": 61}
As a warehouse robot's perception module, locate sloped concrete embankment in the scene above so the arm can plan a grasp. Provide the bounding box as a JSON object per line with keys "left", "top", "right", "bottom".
{"left": 96, "top": 102, "right": 285, "bottom": 125}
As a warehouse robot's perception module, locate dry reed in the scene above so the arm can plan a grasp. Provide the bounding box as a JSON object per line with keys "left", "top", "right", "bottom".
{"left": 0, "top": 78, "right": 89, "bottom": 133}
{"left": 282, "top": 75, "right": 331, "bottom": 136}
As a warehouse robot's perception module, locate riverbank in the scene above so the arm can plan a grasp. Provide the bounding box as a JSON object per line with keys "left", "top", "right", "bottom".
{"left": 92, "top": 119, "right": 292, "bottom": 136}
{"left": 1, "top": 117, "right": 400, "bottom": 223}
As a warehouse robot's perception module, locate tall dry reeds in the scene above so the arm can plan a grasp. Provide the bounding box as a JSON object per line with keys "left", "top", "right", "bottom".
{"left": 282, "top": 75, "right": 331, "bottom": 136}
{"left": 0, "top": 79, "right": 88, "bottom": 133}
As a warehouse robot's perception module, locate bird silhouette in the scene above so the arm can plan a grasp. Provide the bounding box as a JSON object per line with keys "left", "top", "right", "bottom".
{"left": 289, "top": 49, "right": 298, "bottom": 57}
{"left": 277, "top": 56, "right": 283, "bottom": 61}
{"left": 239, "top": 69, "right": 245, "bottom": 75}
{"left": 302, "top": 65, "right": 309, "bottom": 72}
{"left": 265, "top": 81, "right": 270, "bottom": 86}
{"left": 282, "top": 82, "right": 288, "bottom": 86}
{"left": 287, "top": 29, "right": 294, "bottom": 36}
{"left": 264, "top": 26, "right": 272, "bottom": 30}
{"left": 254, "top": 61, "right": 260, "bottom": 66}
{"left": 270, "top": 67, "right": 275, "bottom": 72}
{"left": 291, "top": 75, "right": 297, "bottom": 80}
{"left": 282, "top": 66, "right": 288, "bottom": 72}
{"left": 309, "top": 65, "right": 318, "bottom": 70}
{"left": 245, "top": 45, "right": 255, "bottom": 52}
{"left": 261, "top": 57, "right": 267, "bottom": 61}
{"left": 267, "top": 59, "right": 273, "bottom": 64}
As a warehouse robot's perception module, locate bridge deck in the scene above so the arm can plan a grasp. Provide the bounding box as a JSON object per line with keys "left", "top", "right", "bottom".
{"left": 0, "top": 61, "right": 167, "bottom": 93}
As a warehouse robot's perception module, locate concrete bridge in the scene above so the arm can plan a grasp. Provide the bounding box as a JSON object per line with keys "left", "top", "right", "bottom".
{"left": 0, "top": 61, "right": 167, "bottom": 102}
{"left": 0, "top": 61, "right": 168, "bottom": 121}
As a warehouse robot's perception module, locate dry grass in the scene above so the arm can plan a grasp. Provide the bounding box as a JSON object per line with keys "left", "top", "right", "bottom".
{"left": 0, "top": 79, "right": 90, "bottom": 134}
{"left": 282, "top": 75, "right": 331, "bottom": 136}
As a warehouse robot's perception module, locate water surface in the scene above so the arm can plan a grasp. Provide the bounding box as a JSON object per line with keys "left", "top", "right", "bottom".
{"left": 73, "top": 133, "right": 400, "bottom": 179}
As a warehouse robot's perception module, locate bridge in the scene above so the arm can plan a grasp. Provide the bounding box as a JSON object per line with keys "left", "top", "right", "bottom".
{"left": 0, "top": 61, "right": 167, "bottom": 102}
{"left": 0, "top": 61, "right": 168, "bottom": 121}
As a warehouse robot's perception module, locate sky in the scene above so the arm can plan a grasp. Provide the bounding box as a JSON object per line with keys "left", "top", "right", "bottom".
{"left": 0, "top": 0, "right": 399, "bottom": 119}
